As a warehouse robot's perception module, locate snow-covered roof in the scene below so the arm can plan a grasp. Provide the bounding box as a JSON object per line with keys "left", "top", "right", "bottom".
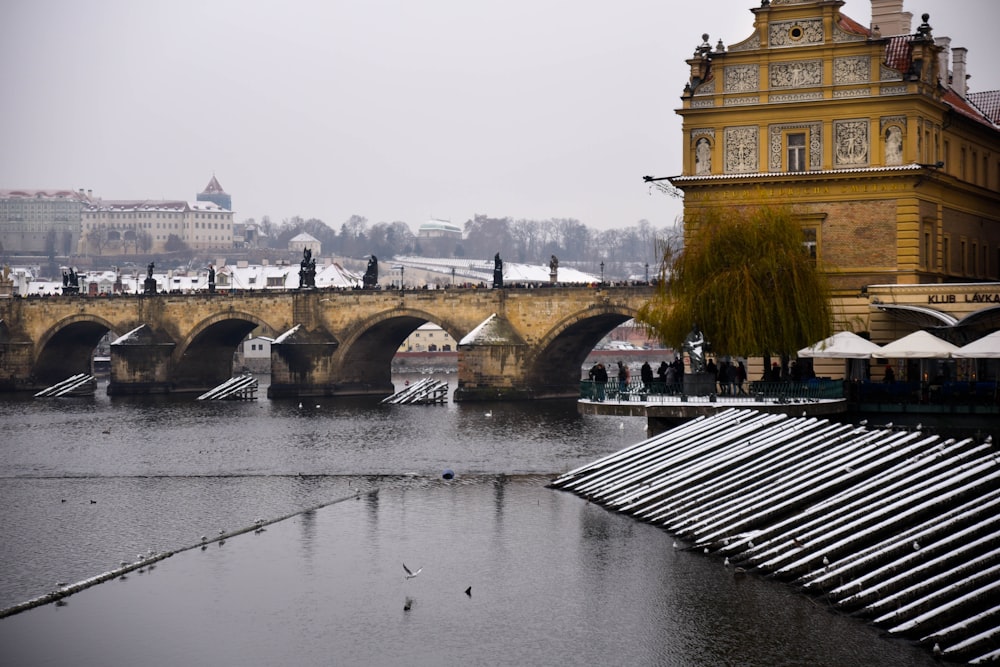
{"left": 219, "top": 261, "right": 360, "bottom": 290}
{"left": 392, "top": 256, "right": 598, "bottom": 284}
{"left": 418, "top": 219, "right": 462, "bottom": 234}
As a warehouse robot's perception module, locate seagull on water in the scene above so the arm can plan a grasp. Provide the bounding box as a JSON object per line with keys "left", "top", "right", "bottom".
{"left": 485, "top": 410, "right": 493, "bottom": 418}
{"left": 403, "top": 563, "right": 423, "bottom": 579}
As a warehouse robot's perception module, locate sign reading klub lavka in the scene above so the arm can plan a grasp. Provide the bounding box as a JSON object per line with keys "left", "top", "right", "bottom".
{"left": 928, "top": 292, "right": 1000, "bottom": 304}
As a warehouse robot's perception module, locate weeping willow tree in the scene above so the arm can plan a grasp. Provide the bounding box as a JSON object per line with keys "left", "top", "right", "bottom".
{"left": 637, "top": 205, "right": 833, "bottom": 358}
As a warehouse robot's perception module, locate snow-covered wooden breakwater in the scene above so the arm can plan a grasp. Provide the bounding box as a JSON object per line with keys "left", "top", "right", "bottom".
{"left": 550, "top": 409, "right": 1000, "bottom": 664}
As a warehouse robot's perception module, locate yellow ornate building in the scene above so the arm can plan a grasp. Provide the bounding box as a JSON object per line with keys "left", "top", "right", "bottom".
{"left": 667, "top": 0, "right": 1000, "bottom": 355}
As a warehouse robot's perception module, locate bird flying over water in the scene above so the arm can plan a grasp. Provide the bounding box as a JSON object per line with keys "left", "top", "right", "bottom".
{"left": 403, "top": 563, "right": 422, "bottom": 579}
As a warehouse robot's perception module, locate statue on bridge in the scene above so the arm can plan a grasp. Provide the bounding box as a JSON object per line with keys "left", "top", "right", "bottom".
{"left": 144, "top": 262, "right": 157, "bottom": 295}
{"left": 363, "top": 255, "right": 379, "bottom": 289}
{"left": 549, "top": 255, "right": 558, "bottom": 284}
{"left": 298, "top": 248, "right": 317, "bottom": 289}
{"left": 683, "top": 324, "right": 707, "bottom": 374}
{"left": 207, "top": 265, "right": 216, "bottom": 293}
{"left": 62, "top": 268, "right": 80, "bottom": 294}
{"left": 493, "top": 252, "right": 503, "bottom": 289}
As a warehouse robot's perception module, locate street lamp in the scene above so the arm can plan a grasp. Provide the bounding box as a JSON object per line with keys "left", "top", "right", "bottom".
{"left": 600, "top": 261, "right": 605, "bottom": 285}
{"left": 645, "top": 263, "right": 649, "bottom": 284}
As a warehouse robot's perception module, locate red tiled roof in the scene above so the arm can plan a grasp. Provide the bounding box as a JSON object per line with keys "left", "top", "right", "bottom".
{"left": 968, "top": 90, "right": 1000, "bottom": 125}
{"left": 0, "top": 189, "right": 87, "bottom": 200}
{"left": 202, "top": 175, "right": 226, "bottom": 194}
{"left": 85, "top": 200, "right": 190, "bottom": 212}
{"left": 942, "top": 89, "right": 999, "bottom": 130}
{"left": 884, "top": 35, "right": 912, "bottom": 74}
{"left": 837, "top": 13, "right": 871, "bottom": 37}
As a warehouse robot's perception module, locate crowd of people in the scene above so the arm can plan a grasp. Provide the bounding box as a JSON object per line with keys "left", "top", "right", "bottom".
{"left": 585, "top": 355, "right": 816, "bottom": 401}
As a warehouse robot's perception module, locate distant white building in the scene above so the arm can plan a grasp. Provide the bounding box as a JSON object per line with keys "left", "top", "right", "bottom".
{"left": 288, "top": 232, "right": 321, "bottom": 258}
{"left": 417, "top": 219, "right": 462, "bottom": 239}
{"left": 396, "top": 322, "right": 457, "bottom": 353}
{"left": 79, "top": 177, "right": 235, "bottom": 255}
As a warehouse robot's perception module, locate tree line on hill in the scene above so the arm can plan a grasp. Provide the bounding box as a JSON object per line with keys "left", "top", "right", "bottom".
{"left": 252, "top": 213, "right": 683, "bottom": 278}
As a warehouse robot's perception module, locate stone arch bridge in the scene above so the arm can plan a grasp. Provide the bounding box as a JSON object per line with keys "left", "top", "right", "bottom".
{"left": 0, "top": 286, "right": 654, "bottom": 400}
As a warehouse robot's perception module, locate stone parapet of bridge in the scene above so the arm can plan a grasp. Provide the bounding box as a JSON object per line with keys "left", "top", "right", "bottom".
{"left": 0, "top": 285, "right": 653, "bottom": 400}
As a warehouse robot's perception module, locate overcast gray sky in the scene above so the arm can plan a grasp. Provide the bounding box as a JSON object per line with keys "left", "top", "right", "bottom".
{"left": 3, "top": 0, "right": 997, "bottom": 232}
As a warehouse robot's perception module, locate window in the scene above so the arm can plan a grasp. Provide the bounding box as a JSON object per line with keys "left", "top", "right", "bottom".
{"left": 787, "top": 133, "right": 806, "bottom": 172}
{"left": 801, "top": 227, "right": 817, "bottom": 261}
{"left": 942, "top": 236, "right": 950, "bottom": 274}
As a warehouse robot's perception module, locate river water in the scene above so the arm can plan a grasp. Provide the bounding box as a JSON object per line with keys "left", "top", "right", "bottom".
{"left": 0, "top": 374, "right": 938, "bottom": 666}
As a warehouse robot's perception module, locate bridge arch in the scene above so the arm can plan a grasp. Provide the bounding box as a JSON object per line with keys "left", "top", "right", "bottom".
{"left": 171, "top": 311, "right": 279, "bottom": 391}
{"left": 331, "top": 307, "right": 463, "bottom": 394}
{"left": 525, "top": 304, "right": 639, "bottom": 394}
{"left": 34, "top": 314, "right": 122, "bottom": 385}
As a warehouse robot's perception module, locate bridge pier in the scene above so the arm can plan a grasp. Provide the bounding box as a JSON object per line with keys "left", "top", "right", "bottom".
{"left": 107, "top": 325, "right": 176, "bottom": 395}
{"left": 453, "top": 314, "right": 536, "bottom": 401}
{"left": 0, "top": 340, "right": 33, "bottom": 392}
{"left": 267, "top": 326, "right": 342, "bottom": 398}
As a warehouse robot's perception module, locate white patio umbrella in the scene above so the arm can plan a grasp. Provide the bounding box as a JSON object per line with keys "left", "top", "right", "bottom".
{"left": 871, "top": 330, "right": 960, "bottom": 359}
{"left": 797, "top": 331, "right": 883, "bottom": 358}
{"left": 952, "top": 330, "right": 1000, "bottom": 359}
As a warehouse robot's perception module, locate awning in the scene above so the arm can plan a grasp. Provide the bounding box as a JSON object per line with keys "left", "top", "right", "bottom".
{"left": 797, "top": 331, "right": 882, "bottom": 359}
{"left": 952, "top": 330, "right": 1000, "bottom": 359}
{"left": 871, "top": 330, "right": 960, "bottom": 359}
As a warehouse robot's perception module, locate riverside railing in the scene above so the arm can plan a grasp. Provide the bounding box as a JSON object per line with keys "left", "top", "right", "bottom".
{"left": 579, "top": 378, "right": 844, "bottom": 402}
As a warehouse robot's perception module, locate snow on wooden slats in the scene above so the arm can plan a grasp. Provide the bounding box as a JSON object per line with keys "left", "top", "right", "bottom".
{"left": 548, "top": 410, "right": 1000, "bottom": 663}
{"left": 804, "top": 484, "right": 1000, "bottom": 594}
{"left": 753, "top": 448, "right": 995, "bottom": 574}
{"left": 571, "top": 412, "right": 783, "bottom": 500}
{"left": 636, "top": 421, "right": 854, "bottom": 524}
{"left": 831, "top": 512, "right": 1000, "bottom": 607}
{"left": 619, "top": 419, "right": 838, "bottom": 519}
{"left": 743, "top": 437, "right": 968, "bottom": 567}
{"left": 684, "top": 431, "right": 926, "bottom": 547}
{"left": 771, "top": 465, "right": 1000, "bottom": 578}
{"left": 881, "top": 573, "right": 1000, "bottom": 634}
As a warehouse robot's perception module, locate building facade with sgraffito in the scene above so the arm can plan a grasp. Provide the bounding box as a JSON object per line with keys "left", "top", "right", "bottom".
{"left": 666, "top": 0, "right": 1000, "bottom": 355}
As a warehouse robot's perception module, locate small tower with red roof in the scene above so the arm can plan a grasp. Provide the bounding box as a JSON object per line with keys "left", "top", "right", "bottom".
{"left": 197, "top": 174, "right": 231, "bottom": 211}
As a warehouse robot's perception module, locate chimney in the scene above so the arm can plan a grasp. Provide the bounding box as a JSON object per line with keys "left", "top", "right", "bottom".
{"left": 935, "top": 36, "right": 951, "bottom": 87}
{"left": 951, "top": 46, "right": 968, "bottom": 98}
{"left": 870, "top": 0, "right": 911, "bottom": 36}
